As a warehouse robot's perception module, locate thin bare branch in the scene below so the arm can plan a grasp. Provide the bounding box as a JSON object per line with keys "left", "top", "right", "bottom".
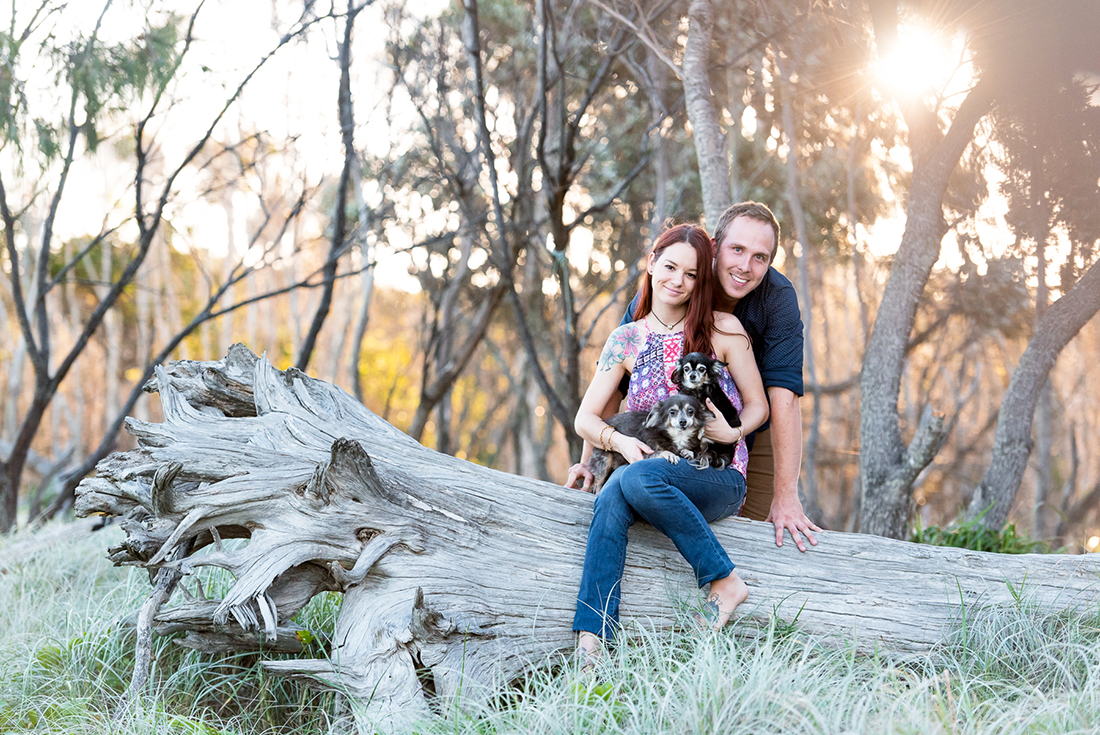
{"left": 585, "top": 0, "right": 679, "bottom": 76}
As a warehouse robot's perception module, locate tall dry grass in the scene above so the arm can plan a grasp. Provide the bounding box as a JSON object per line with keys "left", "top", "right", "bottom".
{"left": 3, "top": 519, "right": 1099, "bottom": 734}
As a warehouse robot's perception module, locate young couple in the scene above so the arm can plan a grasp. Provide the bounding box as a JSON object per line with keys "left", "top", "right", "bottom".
{"left": 565, "top": 201, "right": 821, "bottom": 662}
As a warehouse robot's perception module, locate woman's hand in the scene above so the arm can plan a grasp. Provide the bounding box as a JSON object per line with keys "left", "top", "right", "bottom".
{"left": 703, "top": 398, "right": 742, "bottom": 445}
{"left": 611, "top": 432, "right": 654, "bottom": 464}
{"left": 565, "top": 463, "right": 595, "bottom": 492}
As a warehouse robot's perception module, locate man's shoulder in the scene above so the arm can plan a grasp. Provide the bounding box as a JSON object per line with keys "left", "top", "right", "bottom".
{"left": 738, "top": 267, "right": 798, "bottom": 314}
{"left": 755, "top": 267, "right": 796, "bottom": 303}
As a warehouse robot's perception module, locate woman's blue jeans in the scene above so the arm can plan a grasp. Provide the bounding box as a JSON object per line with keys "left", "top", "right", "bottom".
{"left": 573, "top": 457, "right": 747, "bottom": 641}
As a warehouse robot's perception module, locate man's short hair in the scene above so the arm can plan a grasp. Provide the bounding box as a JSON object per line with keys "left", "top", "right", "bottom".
{"left": 712, "top": 201, "right": 781, "bottom": 262}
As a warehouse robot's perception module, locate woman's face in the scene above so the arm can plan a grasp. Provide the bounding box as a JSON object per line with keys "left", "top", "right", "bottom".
{"left": 647, "top": 240, "right": 698, "bottom": 308}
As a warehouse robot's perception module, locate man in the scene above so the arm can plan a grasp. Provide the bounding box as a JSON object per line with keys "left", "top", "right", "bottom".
{"left": 566, "top": 201, "right": 820, "bottom": 552}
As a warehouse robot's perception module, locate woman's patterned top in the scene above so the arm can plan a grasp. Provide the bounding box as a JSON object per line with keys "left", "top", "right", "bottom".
{"left": 626, "top": 320, "right": 749, "bottom": 477}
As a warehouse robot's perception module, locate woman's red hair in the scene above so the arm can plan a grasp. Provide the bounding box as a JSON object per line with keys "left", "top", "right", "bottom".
{"left": 632, "top": 223, "right": 715, "bottom": 356}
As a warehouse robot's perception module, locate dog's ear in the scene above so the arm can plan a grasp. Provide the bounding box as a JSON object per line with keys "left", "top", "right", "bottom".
{"left": 671, "top": 362, "right": 683, "bottom": 386}
{"left": 644, "top": 405, "right": 663, "bottom": 428}
{"left": 709, "top": 359, "right": 728, "bottom": 378}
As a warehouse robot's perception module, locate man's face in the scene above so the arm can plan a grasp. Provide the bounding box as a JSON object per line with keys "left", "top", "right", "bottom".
{"left": 713, "top": 215, "right": 775, "bottom": 306}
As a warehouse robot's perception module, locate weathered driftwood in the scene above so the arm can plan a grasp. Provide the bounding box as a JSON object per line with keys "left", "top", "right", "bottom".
{"left": 76, "top": 345, "right": 1100, "bottom": 728}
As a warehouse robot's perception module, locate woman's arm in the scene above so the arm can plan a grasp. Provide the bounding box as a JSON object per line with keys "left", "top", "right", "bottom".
{"left": 565, "top": 391, "right": 624, "bottom": 489}
{"left": 709, "top": 314, "right": 768, "bottom": 444}
{"left": 573, "top": 323, "right": 654, "bottom": 465}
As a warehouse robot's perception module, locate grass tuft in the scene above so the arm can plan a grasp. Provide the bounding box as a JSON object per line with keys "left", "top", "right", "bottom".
{"left": 0, "top": 521, "right": 341, "bottom": 734}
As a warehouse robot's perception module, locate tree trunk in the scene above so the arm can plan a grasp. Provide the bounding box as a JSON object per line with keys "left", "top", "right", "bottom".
{"left": 724, "top": 11, "right": 745, "bottom": 202}
{"left": 858, "top": 80, "right": 994, "bottom": 539}
{"left": 76, "top": 346, "right": 1100, "bottom": 730}
{"left": 101, "top": 243, "right": 122, "bottom": 425}
{"left": 1031, "top": 213, "right": 1053, "bottom": 538}
{"left": 347, "top": 161, "right": 376, "bottom": 403}
{"left": 966, "top": 257, "right": 1100, "bottom": 530}
{"left": 846, "top": 102, "right": 871, "bottom": 344}
{"left": 135, "top": 243, "right": 152, "bottom": 424}
{"left": 647, "top": 51, "right": 670, "bottom": 230}
{"left": 1033, "top": 381, "right": 1054, "bottom": 536}
{"left": 682, "top": 0, "right": 730, "bottom": 227}
{"left": 1051, "top": 426, "right": 1080, "bottom": 546}
{"left": 218, "top": 186, "right": 238, "bottom": 361}
{"left": 296, "top": 2, "right": 360, "bottom": 372}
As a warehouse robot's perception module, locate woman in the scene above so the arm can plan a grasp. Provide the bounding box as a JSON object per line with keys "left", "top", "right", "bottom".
{"left": 570, "top": 223, "right": 768, "bottom": 662}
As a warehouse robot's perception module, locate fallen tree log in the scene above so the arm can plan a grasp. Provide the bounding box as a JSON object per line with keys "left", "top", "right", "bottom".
{"left": 76, "top": 345, "right": 1100, "bottom": 729}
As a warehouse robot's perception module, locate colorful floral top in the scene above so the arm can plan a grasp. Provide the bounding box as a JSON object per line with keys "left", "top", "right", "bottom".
{"left": 626, "top": 321, "right": 749, "bottom": 477}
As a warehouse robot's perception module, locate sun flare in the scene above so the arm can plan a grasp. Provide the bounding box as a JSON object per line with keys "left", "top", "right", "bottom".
{"left": 878, "top": 22, "right": 962, "bottom": 99}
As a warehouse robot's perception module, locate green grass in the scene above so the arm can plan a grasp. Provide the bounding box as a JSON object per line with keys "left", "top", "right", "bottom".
{"left": 911, "top": 515, "right": 1051, "bottom": 554}
{"left": 4, "top": 519, "right": 1100, "bottom": 734}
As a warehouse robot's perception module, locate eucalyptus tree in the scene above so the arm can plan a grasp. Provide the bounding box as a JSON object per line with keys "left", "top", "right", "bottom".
{"left": 965, "top": 60, "right": 1100, "bottom": 533}
{"left": 295, "top": 0, "right": 376, "bottom": 373}
{"left": 0, "top": 0, "right": 324, "bottom": 532}
{"left": 380, "top": 0, "right": 666, "bottom": 466}
{"left": 377, "top": 3, "right": 510, "bottom": 453}
{"left": 859, "top": 0, "right": 1100, "bottom": 539}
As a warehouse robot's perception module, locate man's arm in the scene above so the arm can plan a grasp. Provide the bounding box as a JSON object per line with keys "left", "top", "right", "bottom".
{"left": 764, "top": 386, "right": 820, "bottom": 551}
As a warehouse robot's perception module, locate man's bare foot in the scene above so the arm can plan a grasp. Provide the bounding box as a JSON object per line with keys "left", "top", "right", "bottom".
{"left": 697, "top": 572, "right": 749, "bottom": 631}
{"left": 576, "top": 631, "right": 604, "bottom": 672}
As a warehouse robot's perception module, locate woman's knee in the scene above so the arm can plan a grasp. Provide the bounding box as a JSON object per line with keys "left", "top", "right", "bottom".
{"left": 618, "top": 461, "right": 676, "bottom": 507}
{"left": 619, "top": 459, "right": 669, "bottom": 485}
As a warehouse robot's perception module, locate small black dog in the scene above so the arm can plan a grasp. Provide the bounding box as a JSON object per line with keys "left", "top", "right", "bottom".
{"left": 672, "top": 352, "right": 741, "bottom": 470}
{"left": 671, "top": 352, "right": 741, "bottom": 428}
{"left": 586, "top": 394, "right": 714, "bottom": 493}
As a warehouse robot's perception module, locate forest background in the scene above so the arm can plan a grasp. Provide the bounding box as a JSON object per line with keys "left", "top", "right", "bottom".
{"left": 2, "top": 0, "right": 1099, "bottom": 550}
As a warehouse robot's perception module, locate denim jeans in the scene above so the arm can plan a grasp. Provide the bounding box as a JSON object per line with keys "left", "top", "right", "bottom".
{"left": 572, "top": 457, "right": 747, "bottom": 640}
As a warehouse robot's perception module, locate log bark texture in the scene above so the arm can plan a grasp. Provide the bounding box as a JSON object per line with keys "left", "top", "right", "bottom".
{"left": 77, "top": 345, "right": 1100, "bottom": 730}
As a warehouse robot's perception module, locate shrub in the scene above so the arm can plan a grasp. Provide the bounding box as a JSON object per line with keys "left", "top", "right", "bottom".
{"left": 910, "top": 515, "right": 1050, "bottom": 554}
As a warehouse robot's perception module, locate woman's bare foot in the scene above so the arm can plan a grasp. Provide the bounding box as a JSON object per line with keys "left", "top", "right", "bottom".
{"left": 575, "top": 631, "right": 604, "bottom": 672}
{"left": 698, "top": 572, "right": 749, "bottom": 631}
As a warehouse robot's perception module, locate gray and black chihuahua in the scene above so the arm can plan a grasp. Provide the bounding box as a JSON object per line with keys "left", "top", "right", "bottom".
{"left": 586, "top": 394, "right": 714, "bottom": 493}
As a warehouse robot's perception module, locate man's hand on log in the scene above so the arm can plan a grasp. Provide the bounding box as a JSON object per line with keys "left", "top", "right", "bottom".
{"left": 765, "top": 494, "right": 821, "bottom": 552}
{"left": 565, "top": 463, "right": 595, "bottom": 493}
